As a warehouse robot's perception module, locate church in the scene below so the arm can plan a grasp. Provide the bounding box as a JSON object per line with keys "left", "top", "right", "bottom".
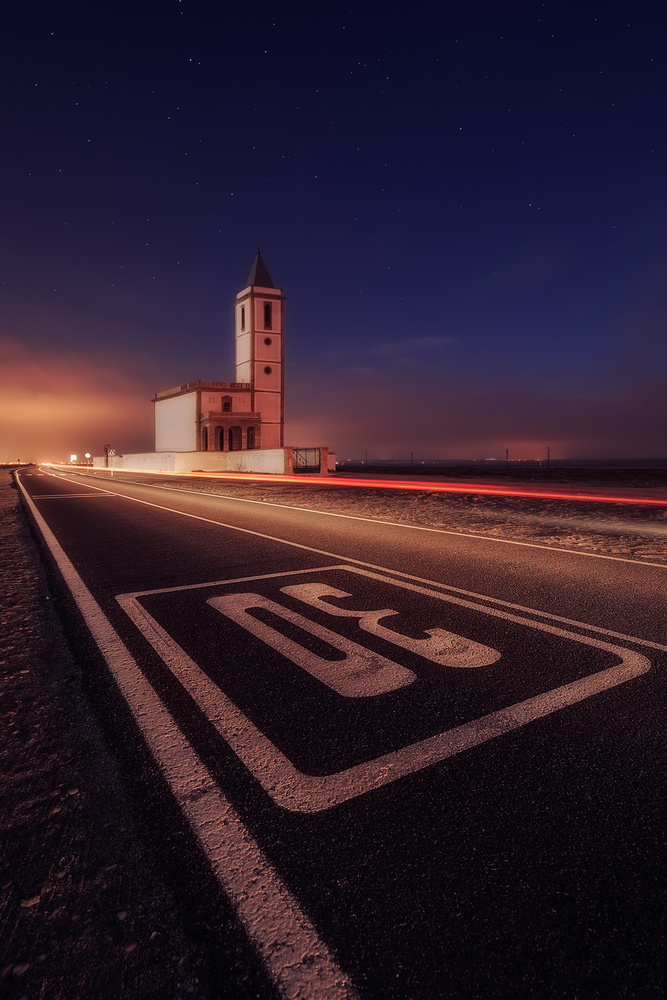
{"left": 154, "top": 252, "right": 285, "bottom": 455}
{"left": 95, "top": 252, "right": 331, "bottom": 475}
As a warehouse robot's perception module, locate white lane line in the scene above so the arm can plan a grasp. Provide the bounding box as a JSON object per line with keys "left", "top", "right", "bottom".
{"left": 16, "top": 478, "right": 359, "bottom": 1000}
{"left": 118, "top": 566, "right": 653, "bottom": 813}
{"left": 32, "top": 494, "right": 119, "bottom": 499}
{"left": 37, "top": 475, "right": 667, "bottom": 654}
{"left": 59, "top": 470, "right": 667, "bottom": 569}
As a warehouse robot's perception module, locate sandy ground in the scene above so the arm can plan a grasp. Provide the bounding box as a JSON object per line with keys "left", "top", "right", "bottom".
{"left": 0, "top": 471, "right": 211, "bottom": 1000}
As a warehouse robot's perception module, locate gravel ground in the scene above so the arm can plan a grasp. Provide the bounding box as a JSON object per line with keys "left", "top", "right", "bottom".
{"left": 0, "top": 470, "right": 211, "bottom": 1000}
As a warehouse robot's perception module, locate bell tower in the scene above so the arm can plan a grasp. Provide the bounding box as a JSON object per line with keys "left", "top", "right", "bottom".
{"left": 234, "top": 251, "right": 285, "bottom": 449}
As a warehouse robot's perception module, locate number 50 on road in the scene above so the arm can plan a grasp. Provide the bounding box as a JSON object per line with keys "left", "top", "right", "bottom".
{"left": 118, "top": 565, "right": 652, "bottom": 812}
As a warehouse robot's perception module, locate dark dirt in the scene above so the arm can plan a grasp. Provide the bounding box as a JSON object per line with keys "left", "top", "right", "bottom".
{"left": 0, "top": 470, "right": 211, "bottom": 999}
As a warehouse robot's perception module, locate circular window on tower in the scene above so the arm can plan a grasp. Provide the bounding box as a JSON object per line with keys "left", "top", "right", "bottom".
{"left": 264, "top": 366, "right": 272, "bottom": 375}
{"left": 264, "top": 337, "right": 272, "bottom": 346}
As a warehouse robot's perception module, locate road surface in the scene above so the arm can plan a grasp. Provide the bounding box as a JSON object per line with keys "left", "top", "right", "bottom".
{"left": 17, "top": 468, "right": 667, "bottom": 999}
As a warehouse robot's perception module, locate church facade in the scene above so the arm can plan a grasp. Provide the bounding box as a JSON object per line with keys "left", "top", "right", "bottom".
{"left": 153, "top": 252, "right": 285, "bottom": 454}
{"left": 93, "top": 252, "right": 332, "bottom": 475}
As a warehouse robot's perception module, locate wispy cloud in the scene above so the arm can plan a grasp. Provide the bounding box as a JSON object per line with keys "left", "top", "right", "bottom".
{"left": 323, "top": 335, "right": 456, "bottom": 361}
{"left": 368, "top": 336, "right": 456, "bottom": 357}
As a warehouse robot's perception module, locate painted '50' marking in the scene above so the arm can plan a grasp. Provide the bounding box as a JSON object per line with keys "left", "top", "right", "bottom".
{"left": 208, "top": 584, "right": 499, "bottom": 698}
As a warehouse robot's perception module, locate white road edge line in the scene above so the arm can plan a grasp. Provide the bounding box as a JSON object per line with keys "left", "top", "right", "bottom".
{"left": 31, "top": 494, "right": 120, "bottom": 499}
{"left": 60, "top": 469, "right": 667, "bottom": 570}
{"left": 17, "top": 477, "right": 359, "bottom": 1000}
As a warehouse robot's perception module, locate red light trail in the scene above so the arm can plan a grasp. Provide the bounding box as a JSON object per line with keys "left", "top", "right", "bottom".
{"left": 51, "top": 465, "right": 667, "bottom": 507}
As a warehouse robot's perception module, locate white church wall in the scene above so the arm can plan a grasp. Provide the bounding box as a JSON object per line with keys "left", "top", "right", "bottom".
{"left": 236, "top": 332, "right": 250, "bottom": 364}
{"left": 235, "top": 292, "right": 251, "bottom": 333}
{"left": 155, "top": 392, "right": 197, "bottom": 452}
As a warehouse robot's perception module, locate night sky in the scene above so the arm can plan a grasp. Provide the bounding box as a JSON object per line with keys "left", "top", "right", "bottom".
{"left": 2, "top": 1, "right": 666, "bottom": 463}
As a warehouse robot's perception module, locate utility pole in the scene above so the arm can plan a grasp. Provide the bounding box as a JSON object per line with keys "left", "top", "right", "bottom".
{"left": 505, "top": 448, "right": 509, "bottom": 466}
{"left": 546, "top": 446, "right": 551, "bottom": 469}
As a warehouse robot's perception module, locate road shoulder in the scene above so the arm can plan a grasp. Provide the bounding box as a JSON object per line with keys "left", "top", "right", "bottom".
{"left": 0, "top": 470, "right": 207, "bottom": 999}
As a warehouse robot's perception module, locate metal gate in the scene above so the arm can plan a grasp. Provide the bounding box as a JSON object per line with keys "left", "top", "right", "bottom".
{"left": 293, "top": 448, "right": 321, "bottom": 473}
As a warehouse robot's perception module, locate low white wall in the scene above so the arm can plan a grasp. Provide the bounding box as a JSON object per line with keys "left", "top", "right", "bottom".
{"left": 91, "top": 447, "right": 336, "bottom": 475}
{"left": 220, "top": 449, "right": 293, "bottom": 474}
{"left": 93, "top": 449, "right": 294, "bottom": 474}
{"left": 93, "top": 453, "right": 177, "bottom": 471}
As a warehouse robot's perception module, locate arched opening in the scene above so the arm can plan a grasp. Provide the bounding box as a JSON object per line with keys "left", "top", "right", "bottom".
{"left": 246, "top": 426, "right": 255, "bottom": 449}
{"left": 228, "top": 426, "right": 242, "bottom": 451}
{"left": 215, "top": 427, "right": 224, "bottom": 451}
{"left": 201, "top": 427, "right": 208, "bottom": 451}
{"left": 221, "top": 396, "right": 232, "bottom": 413}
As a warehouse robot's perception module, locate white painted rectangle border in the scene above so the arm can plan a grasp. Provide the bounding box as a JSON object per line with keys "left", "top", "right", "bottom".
{"left": 117, "top": 565, "right": 652, "bottom": 814}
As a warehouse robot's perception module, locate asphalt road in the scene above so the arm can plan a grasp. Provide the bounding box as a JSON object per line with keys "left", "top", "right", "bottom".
{"left": 17, "top": 468, "right": 667, "bottom": 999}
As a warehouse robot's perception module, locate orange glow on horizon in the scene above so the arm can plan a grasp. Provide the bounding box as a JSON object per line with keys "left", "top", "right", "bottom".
{"left": 0, "top": 337, "right": 154, "bottom": 463}
{"left": 48, "top": 464, "right": 667, "bottom": 507}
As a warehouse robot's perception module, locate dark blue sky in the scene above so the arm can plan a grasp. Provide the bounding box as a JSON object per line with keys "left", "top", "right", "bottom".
{"left": 2, "top": 0, "right": 666, "bottom": 461}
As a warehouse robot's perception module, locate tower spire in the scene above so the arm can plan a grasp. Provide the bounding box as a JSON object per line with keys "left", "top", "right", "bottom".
{"left": 245, "top": 250, "right": 275, "bottom": 288}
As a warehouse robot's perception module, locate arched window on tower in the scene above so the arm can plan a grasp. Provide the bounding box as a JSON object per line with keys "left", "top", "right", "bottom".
{"left": 240, "top": 306, "right": 245, "bottom": 331}
{"left": 264, "top": 303, "right": 272, "bottom": 329}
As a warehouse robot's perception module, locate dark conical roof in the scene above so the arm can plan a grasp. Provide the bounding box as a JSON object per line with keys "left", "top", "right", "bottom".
{"left": 245, "top": 250, "right": 275, "bottom": 288}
